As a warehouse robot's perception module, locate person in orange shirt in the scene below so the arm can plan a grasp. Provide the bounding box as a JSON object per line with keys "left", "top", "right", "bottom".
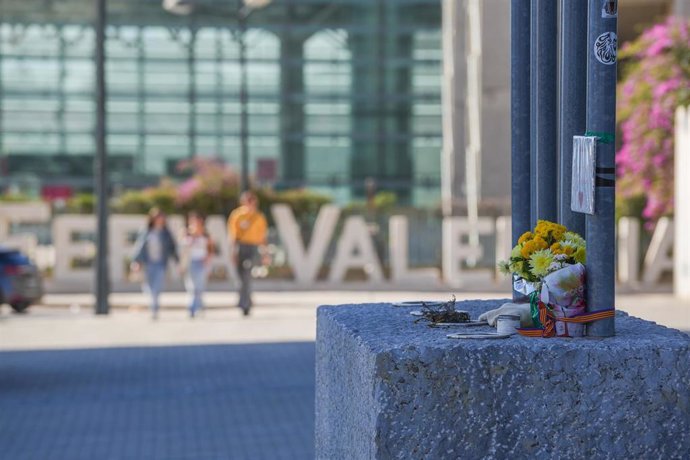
{"left": 227, "top": 191, "right": 268, "bottom": 315}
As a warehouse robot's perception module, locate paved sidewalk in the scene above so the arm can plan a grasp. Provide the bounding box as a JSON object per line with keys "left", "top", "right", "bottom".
{"left": 0, "top": 342, "right": 314, "bottom": 460}
{"left": 1, "top": 291, "right": 506, "bottom": 350}
{"left": 1, "top": 290, "right": 688, "bottom": 350}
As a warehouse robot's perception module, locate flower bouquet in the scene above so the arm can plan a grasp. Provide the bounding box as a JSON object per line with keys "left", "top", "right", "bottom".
{"left": 498, "top": 220, "right": 587, "bottom": 337}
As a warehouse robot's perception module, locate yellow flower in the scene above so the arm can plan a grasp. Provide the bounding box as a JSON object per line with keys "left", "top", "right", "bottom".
{"left": 550, "top": 242, "right": 561, "bottom": 252}
{"left": 497, "top": 261, "right": 511, "bottom": 275}
{"left": 529, "top": 249, "right": 555, "bottom": 277}
{"left": 534, "top": 221, "right": 549, "bottom": 237}
{"left": 510, "top": 261, "right": 529, "bottom": 279}
{"left": 518, "top": 231, "right": 533, "bottom": 245}
{"left": 550, "top": 223, "right": 566, "bottom": 241}
{"left": 535, "top": 220, "right": 566, "bottom": 242}
{"left": 520, "top": 241, "right": 537, "bottom": 258}
{"left": 574, "top": 247, "right": 586, "bottom": 264}
{"left": 533, "top": 236, "right": 548, "bottom": 250}
{"left": 564, "top": 231, "right": 586, "bottom": 247}
{"left": 560, "top": 240, "right": 579, "bottom": 255}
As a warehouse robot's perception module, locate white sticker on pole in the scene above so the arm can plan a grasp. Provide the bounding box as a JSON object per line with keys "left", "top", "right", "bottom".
{"left": 571, "top": 136, "right": 597, "bottom": 215}
{"left": 594, "top": 32, "right": 617, "bottom": 65}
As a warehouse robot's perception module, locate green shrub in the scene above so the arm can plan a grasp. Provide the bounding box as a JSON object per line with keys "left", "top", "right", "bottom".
{"left": 0, "top": 193, "right": 34, "bottom": 203}
{"left": 259, "top": 189, "right": 332, "bottom": 224}
{"left": 92, "top": 157, "right": 333, "bottom": 221}
{"left": 344, "top": 191, "right": 399, "bottom": 213}
{"left": 65, "top": 193, "right": 96, "bottom": 214}
{"left": 373, "top": 191, "right": 397, "bottom": 210}
{"left": 145, "top": 185, "right": 177, "bottom": 214}
{"left": 112, "top": 190, "right": 154, "bottom": 214}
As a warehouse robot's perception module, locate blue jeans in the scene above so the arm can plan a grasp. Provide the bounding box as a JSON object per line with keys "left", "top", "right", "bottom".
{"left": 185, "top": 260, "right": 207, "bottom": 314}
{"left": 144, "top": 262, "right": 167, "bottom": 313}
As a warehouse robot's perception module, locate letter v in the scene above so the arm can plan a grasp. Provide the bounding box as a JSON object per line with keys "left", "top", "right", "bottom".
{"left": 271, "top": 204, "right": 340, "bottom": 284}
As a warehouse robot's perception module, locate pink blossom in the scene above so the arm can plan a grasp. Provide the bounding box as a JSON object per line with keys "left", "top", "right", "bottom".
{"left": 177, "top": 178, "right": 201, "bottom": 201}
{"left": 616, "top": 16, "right": 690, "bottom": 225}
{"left": 646, "top": 37, "right": 673, "bottom": 57}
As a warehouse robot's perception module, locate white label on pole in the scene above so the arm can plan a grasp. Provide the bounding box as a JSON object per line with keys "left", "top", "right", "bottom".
{"left": 594, "top": 32, "right": 617, "bottom": 65}
{"left": 571, "top": 136, "right": 597, "bottom": 215}
{"left": 601, "top": 0, "right": 618, "bottom": 18}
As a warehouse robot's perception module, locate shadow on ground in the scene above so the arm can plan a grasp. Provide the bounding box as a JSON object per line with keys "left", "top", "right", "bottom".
{"left": 0, "top": 342, "right": 315, "bottom": 460}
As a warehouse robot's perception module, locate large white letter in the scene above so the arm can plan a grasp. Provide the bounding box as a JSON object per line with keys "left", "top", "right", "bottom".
{"left": 206, "top": 215, "right": 238, "bottom": 284}
{"left": 643, "top": 217, "right": 674, "bottom": 285}
{"left": 494, "top": 216, "right": 512, "bottom": 280}
{"left": 618, "top": 217, "right": 640, "bottom": 287}
{"left": 329, "top": 215, "right": 383, "bottom": 282}
{"left": 389, "top": 215, "right": 439, "bottom": 285}
{"left": 53, "top": 215, "right": 96, "bottom": 284}
{"left": 109, "top": 214, "right": 146, "bottom": 285}
{"left": 272, "top": 204, "right": 340, "bottom": 284}
{"left": 0, "top": 202, "right": 50, "bottom": 261}
{"left": 442, "top": 216, "right": 493, "bottom": 287}
{"left": 164, "top": 215, "right": 185, "bottom": 282}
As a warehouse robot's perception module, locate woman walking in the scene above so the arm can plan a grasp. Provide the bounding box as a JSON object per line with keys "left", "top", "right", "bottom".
{"left": 180, "top": 213, "right": 214, "bottom": 318}
{"left": 131, "top": 208, "right": 178, "bottom": 320}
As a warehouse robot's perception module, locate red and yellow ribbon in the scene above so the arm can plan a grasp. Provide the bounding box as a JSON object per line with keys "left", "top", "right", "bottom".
{"left": 517, "top": 299, "right": 615, "bottom": 338}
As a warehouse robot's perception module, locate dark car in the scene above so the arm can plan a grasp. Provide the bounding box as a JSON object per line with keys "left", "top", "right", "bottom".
{"left": 0, "top": 246, "right": 43, "bottom": 313}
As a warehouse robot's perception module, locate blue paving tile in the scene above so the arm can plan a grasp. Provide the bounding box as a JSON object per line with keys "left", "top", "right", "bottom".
{"left": 0, "top": 343, "right": 315, "bottom": 460}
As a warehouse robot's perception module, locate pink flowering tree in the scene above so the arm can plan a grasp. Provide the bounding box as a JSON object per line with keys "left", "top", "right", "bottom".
{"left": 617, "top": 17, "right": 690, "bottom": 226}
{"left": 616, "top": 18, "right": 690, "bottom": 225}
{"left": 175, "top": 157, "right": 242, "bottom": 215}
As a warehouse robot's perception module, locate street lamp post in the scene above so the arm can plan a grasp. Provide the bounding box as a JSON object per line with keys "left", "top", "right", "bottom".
{"left": 238, "top": 1, "right": 250, "bottom": 192}
{"left": 94, "top": 0, "right": 110, "bottom": 315}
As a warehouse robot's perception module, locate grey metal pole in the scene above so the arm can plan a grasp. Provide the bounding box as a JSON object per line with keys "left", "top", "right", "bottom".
{"left": 511, "top": 0, "right": 531, "bottom": 245}
{"left": 558, "top": 0, "right": 587, "bottom": 236}
{"left": 530, "top": 0, "right": 558, "bottom": 224}
{"left": 188, "top": 27, "right": 197, "bottom": 159}
{"left": 585, "top": 0, "right": 617, "bottom": 337}
{"left": 94, "top": 0, "right": 110, "bottom": 315}
{"left": 239, "top": 10, "right": 250, "bottom": 192}
{"left": 0, "top": 31, "right": 4, "bottom": 174}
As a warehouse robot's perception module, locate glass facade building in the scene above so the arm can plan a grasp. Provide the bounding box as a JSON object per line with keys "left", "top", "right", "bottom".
{"left": 0, "top": 0, "right": 442, "bottom": 205}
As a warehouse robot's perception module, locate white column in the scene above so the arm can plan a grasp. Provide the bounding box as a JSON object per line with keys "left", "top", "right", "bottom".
{"left": 674, "top": 0, "right": 690, "bottom": 16}
{"left": 675, "top": 106, "right": 690, "bottom": 298}
{"left": 464, "top": 0, "right": 482, "bottom": 266}
{"left": 441, "top": 0, "right": 466, "bottom": 217}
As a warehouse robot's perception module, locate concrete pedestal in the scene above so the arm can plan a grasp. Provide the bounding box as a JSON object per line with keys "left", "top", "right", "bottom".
{"left": 315, "top": 299, "right": 690, "bottom": 459}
